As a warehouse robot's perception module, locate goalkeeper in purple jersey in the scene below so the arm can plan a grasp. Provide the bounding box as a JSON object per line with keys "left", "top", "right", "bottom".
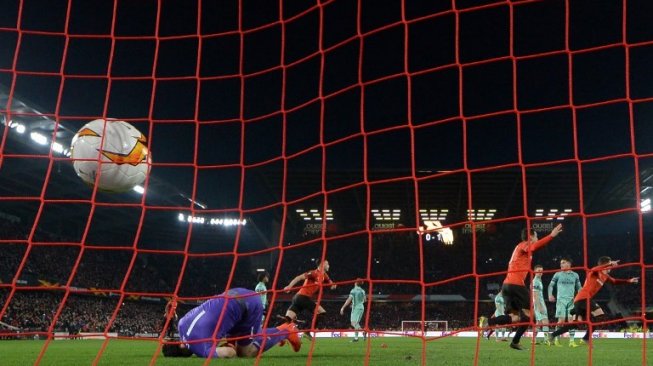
{"left": 162, "top": 288, "right": 301, "bottom": 358}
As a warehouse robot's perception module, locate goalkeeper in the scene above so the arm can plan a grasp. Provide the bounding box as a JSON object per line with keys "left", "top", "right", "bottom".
{"left": 162, "top": 288, "right": 301, "bottom": 358}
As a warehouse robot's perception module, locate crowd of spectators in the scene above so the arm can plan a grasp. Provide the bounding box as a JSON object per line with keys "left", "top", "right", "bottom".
{"left": 0, "top": 290, "right": 165, "bottom": 335}
{"left": 1, "top": 289, "right": 639, "bottom": 337}
{"left": 1, "top": 222, "right": 650, "bottom": 338}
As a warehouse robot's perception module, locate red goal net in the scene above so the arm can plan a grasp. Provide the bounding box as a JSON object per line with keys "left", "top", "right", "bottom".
{"left": 1, "top": 0, "right": 651, "bottom": 365}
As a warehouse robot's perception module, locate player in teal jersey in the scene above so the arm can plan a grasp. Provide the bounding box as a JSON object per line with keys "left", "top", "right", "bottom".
{"left": 255, "top": 272, "right": 269, "bottom": 323}
{"left": 531, "top": 265, "right": 551, "bottom": 345}
{"left": 547, "top": 257, "right": 581, "bottom": 347}
{"left": 340, "top": 280, "right": 367, "bottom": 342}
{"left": 485, "top": 292, "right": 508, "bottom": 341}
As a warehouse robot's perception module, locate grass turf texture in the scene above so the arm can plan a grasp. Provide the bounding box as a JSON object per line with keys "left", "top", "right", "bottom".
{"left": 0, "top": 337, "right": 650, "bottom": 365}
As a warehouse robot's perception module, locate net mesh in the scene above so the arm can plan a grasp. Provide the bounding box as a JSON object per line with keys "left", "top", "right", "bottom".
{"left": 0, "top": 0, "right": 652, "bottom": 365}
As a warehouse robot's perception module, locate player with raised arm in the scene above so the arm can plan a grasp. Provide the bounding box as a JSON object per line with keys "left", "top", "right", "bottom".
{"left": 532, "top": 265, "right": 551, "bottom": 345}
{"left": 340, "top": 279, "right": 367, "bottom": 342}
{"left": 549, "top": 257, "right": 639, "bottom": 346}
{"left": 283, "top": 260, "right": 336, "bottom": 340}
{"left": 162, "top": 288, "right": 301, "bottom": 359}
{"left": 479, "top": 224, "right": 563, "bottom": 350}
{"left": 547, "top": 257, "right": 582, "bottom": 347}
{"left": 255, "top": 272, "right": 269, "bottom": 322}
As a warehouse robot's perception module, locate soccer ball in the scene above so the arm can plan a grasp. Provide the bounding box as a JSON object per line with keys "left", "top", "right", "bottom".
{"left": 70, "top": 119, "right": 151, "bottom": 192}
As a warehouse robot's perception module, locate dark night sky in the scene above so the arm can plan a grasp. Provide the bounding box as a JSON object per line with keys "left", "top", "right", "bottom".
{"left": 1, "top": 0, "right": 653, "bottom": 269}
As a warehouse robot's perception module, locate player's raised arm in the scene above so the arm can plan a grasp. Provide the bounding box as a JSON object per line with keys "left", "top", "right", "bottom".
{"left": 529, "top": 224, "right": 563, "bottom": 252}
{"left": 284, "top": 273, "right": 307, "bottom": 292}
{"left": 606, "top": 270, "right": 639, "bottom": 285}
{"left": 590, "top": 260, "right": 619, "bottom": 273}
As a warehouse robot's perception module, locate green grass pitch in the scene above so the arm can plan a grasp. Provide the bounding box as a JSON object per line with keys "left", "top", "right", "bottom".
{"left": 0, "top": 337, "right": 650, "bottom": 365}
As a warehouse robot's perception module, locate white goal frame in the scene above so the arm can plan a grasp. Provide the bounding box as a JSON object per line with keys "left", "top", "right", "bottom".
{"left": 400, "top": 320, "right": 448, "bottom": 332}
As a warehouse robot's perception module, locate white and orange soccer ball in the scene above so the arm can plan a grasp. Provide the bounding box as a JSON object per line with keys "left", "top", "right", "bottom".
{"left": 70, "top": 119, "right": 151, "bottom": 192}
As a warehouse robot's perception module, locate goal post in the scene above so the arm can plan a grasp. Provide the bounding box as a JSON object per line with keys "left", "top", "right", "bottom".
{"left": 401, "top": 320, "right": 448, "bottom": 333}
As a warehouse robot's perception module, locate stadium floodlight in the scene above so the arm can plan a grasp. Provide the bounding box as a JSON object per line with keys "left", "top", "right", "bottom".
{"left": 52, "top": 142, "right": 64, "bottom": 154}
{"left": 467, "top": 209, "right": 496, "bottom": 221}
{"left": 641, "top": 198, "right": 651, "bottom": 213}
{"left": 15, "top": 124, "right": 25, "bottom": 134}
{"left": 133, "top": 185, "right": 145, "bottom": 194}
{"left": 420, "top": 209, "right": 449, "bottom": 221}
{"left": 30, "top": 132, "right": 48, "bottom": 145}
{"left": 191, "top": 199, "right": 206, "bottom": 209}
{"left": 373, "top": 208, "right": 401, "bottom": 221}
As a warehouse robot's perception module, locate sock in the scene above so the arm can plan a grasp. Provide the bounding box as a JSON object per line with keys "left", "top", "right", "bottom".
{"left": 354, "top": 324, "right": 360, "bottom": 339}
{"left": 488, "top": 315, "right": 512, "bottom": 326}
{"left": 252, "top": 328, "right": 289, "bottom": 352}
{"left": 511, "top": 313, "right": 530, "bottom": 344}
{"left": 569, "top": 328, "right": 575, "bottom": 342}
{"left": 314, "top": 313, "right": 324, "bottom": 330}
{"left": 551, "top": 325, "right": 572, "bottom": 338}
{"left": 583, "top": 314, "right": 603, "bottom": 341}
{"left": 512, "top": 325, "right": 528, "bottom": 344}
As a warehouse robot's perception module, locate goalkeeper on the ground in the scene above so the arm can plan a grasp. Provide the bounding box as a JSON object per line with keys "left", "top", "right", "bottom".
{"left": 162, "top": 288, "right": 301, "bottom": 358}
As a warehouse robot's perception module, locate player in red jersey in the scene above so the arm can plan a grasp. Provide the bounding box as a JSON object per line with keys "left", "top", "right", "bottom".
{"left": 480, "top": 223, "right": 563, "bottom": 350}
{"left": 162, "top": 298, "right": 179, "bottom": 338}
{"left": 549, "top": 256, "right": 638, "bottom": 345}
{"left": 283, "top": 260, "right": 336, "bottom": 340}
